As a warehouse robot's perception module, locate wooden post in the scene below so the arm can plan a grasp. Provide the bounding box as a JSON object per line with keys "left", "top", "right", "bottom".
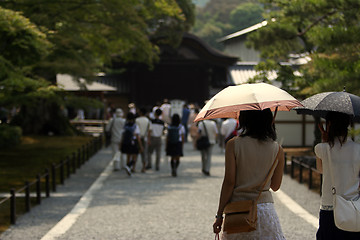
{"left": 36, "top": 174, "right": 41, "bottom": 204}
{"left": 25, "top": 181, "right": 30, "bottom": 212}
{"left": 45, "top": 168, "right": 50, "bottom": 198}
{"left": 10, "top": 189, "right": 16, "bottom": 224}
{"left": 51, "top": 163, "right": 57, "bottom": 192}
{"left": 72, "top": 152, "right": 76, "bottom": 173}
{"left": 60, "top": 160, "right": 65, "bottom": 185}
{"left": 66, "top": 156, "right": 71, "bottom": 178}
{"left": 82, "top": 145, "right": 85, "bottom": 164}
{"left": 77, "top": 148, "right": 81, "bottom": 167}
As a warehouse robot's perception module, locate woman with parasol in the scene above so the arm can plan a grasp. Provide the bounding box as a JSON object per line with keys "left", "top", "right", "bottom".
{"left": 294, "top": 91, "right": 360, "bottom": 238}
{"left": 194, "top": 83, "right": 302, "bottom": 239}
{"left": 213, "top": 109, "right": 286, "bottom": 239}
{"left": 315, "top": 111, "right": 360, "bottom": 239}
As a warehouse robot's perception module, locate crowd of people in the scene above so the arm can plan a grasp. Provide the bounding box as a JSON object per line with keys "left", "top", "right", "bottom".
{"left": 105, "top": 99, "right": 240, "bottom": 178}
{"left": 105, "top": 98, "right": 360, "bottom": 239}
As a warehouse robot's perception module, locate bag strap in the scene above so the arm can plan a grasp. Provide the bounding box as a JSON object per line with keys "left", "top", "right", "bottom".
{"left": 326, "top": 145, "right": 338, "bottom": 195}
{"left": 255, "top": 144, "right": 281, "bottom": 203}
{"left": 109, "top": 118, "right": 115, "bottom": 132}
{"left": 215, "top": 233, "right": 220, "bottom": 240}
{"left": 202, "top": 121, "right": 209, "bottom": 137}
{"left": 326, "top": 144, "right": 360, "bottom": 200}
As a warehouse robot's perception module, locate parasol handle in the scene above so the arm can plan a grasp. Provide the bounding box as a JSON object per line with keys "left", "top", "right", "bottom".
{"left": 272, "top": 106, "right": 278, "bottom": 125}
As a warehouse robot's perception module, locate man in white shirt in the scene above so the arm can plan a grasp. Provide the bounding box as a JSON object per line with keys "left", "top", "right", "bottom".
{"left": 106, "top": 108, "right": 125, "bottom": 157}
{"left": 198, "top": 120, "right": 218, "bottom": 176}
{"left": 220, "top": 118, "right": 238, "bottom": 144}
{"left": 105, "top": 108, "right": 129, "bottom": 174}
{"left": 147, "top": 109, "right": 165, "bottom": 170}
{"left": 135, "top": 107, "right": 152, "bottom": 173}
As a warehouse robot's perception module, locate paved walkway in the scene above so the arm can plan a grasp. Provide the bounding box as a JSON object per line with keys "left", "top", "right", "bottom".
{"left": 0, "top": 142, "right": 320, "bottom": 240}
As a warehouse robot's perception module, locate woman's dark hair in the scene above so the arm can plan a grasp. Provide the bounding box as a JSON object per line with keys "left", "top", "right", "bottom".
{"left": 155, "top": 108, "right": 162, "bottom": 116}
{"left": 326, "top": 111, "right": 350, "bottom": 147}
{"left": 171, "top": 113, "right": 181, "bottom": 126}
{"left": 126, "top": 112, "right": 135, "bottom": 121}
{"left": 239, "top": 109, "right": 276, "bottom": 141}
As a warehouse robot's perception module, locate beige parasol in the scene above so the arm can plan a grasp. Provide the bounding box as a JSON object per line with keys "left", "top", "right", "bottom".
{"left": 194, "top": 83, "right": 302, "bottom": 122}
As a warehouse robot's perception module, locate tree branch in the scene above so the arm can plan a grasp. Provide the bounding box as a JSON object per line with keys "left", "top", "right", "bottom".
{"left": 297, "top": 9, "right": 337, "bottom": 36}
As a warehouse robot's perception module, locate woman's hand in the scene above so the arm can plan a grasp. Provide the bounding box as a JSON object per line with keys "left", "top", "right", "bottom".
{"left": 213, "top": 218, "right": 223, "bottom": 234}
{"left": 318, "top": 122, "right": 329, "bottom": 142}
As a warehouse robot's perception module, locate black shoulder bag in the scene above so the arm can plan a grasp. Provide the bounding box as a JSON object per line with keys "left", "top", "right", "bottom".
{"left": 196, "top": 121, "right": 211, "bottom": 150}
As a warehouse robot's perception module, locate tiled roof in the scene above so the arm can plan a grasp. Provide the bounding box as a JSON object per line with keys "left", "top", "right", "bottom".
{"left": 228, "top": 63, "right": 279, "bottom": 86}
{"left": 56, "top": 74, "right": 117, "bottom": 91}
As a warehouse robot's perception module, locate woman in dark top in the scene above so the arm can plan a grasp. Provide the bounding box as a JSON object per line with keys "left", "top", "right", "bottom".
{"left": 166, "top": 114, "right": 185, "bottom": 177}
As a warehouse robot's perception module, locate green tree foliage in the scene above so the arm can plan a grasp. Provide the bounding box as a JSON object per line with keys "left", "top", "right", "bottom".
{"left": 191, "top": 0, "right": 263, "bottom": 50}
{"left": 0, "top": 7, "right": 78, "bottom": 136}
{"left": 248, "top": 0, "right": 360, "bottom": 97}
{"left": 0, "top": 124, "right": 22, "bottom": 149}
{"left": 0, "top": 7, "right": 56, "bottom": 106}
{"left": 1, "top": 0, "right": 194, "bottom": 78}
{"left": 0, "top": 1, "right": 194, "bottom": 135}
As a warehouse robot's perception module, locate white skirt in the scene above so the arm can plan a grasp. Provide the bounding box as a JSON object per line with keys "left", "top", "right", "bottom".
{"left": 221, "top": 203, "right": 286, "bottom": 240}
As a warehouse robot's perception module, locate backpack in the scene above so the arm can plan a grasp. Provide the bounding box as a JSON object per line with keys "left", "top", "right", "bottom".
{"left": 122, "top": 124, "right": 136, "bottom": 145}
{"left": 167, "top": 125, "right": 180, "bottom": 144}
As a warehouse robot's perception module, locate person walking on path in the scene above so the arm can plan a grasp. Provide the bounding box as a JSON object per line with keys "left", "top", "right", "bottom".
{"left": 197, "top": 119, "right": 218, "bottom": 176}
{"left": 121, "top": 112, "right": 143, "bottom": 173}
{"left": 220, "top": 118, "right": 238, "bottom": 145}
{"left": 181, "top": 104, "right": 190, "bottom": 142}
{"left": 213, "top": 109, "right": 285, "bottom": 239}
{"left": 217, "top": 118, "right": 225, "bottom": 153}
{"left": 161, "top": 99, "right": 171, "bottom": 125}
{"left": 105, "top": 108, "right": 127, "bottom": 172}
{"left": 166, "top": 113, "right": 185, "bottom": 177}
{"left": 189, "top": 108, "right": 200, "bottom": 149}
{"left": 136, "top": 107, "right": 152, "bottom": 173}
{"left": 314, "top": 112, "right": 360, "bottom": 240}
{"left": 146, "top": 108, "right": 165, "bottom": 171}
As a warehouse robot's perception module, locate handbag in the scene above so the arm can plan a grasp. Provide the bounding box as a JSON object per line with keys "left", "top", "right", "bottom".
{"left": 196, "top": 122, "right": 210, "bottom": 150}
{"left": 327, "top": 148, "right": 360, "bottom": 232}
{"left": 333, "top": 194, "right": 360, "bottom": 231}
{"left": 223, "top": 145, "right": 280, "bottom": 234}
{"left": 105, "top": 119, "right": 114, "bottom": 141}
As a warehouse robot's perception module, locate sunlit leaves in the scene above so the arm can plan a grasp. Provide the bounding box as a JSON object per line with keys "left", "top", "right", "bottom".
{"left": 250, "top": 0, "right": 360, "bottom": 97}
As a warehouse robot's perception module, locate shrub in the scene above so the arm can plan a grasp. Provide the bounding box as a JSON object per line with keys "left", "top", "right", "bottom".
{"left": 0, "top": 124, "right": 22, "bottom": 149}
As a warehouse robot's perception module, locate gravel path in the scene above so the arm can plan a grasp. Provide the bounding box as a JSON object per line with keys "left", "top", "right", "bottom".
{"left": 1, "top": 142, "right": 320, "bottom": 240}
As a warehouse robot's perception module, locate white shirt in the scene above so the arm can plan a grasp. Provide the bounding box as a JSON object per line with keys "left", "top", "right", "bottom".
{"left": 135, "top": 116, "right": 152, "bottom": 139}
{"left": 178, "top": 125, "right": 186, "bottom": 142}
{"left": 315, "top": 139, "right": 360, "bottom": 209}
{"left": 160, "top": 103, "right": 171, "bottom": 124}
{"left": 151, "top": 118, "right": 165, "bottom": 137}
{"left": 133, "top": 124, "right": 141, "bottom": 138}
{"left": 220, "top": 118, "right": 237, "bottom": 139}
{"left": 106, "top": 117, "right": 125, "bottom": 143}
{"left": 198, "top": 120, "right": 218, "bottom": 144}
